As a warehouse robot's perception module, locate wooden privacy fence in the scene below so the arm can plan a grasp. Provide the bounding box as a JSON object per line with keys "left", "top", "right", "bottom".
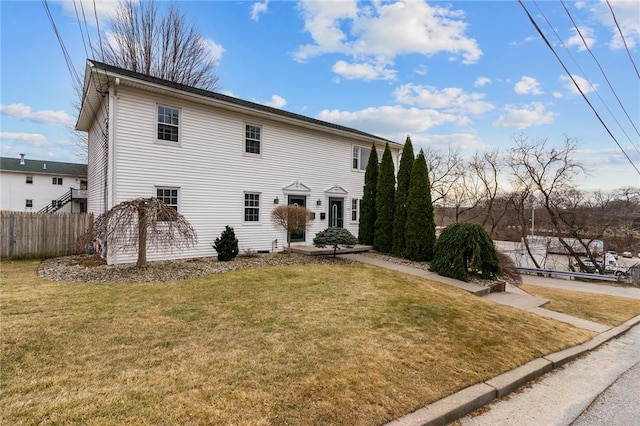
{"left": 1, "top": 211, "right": 94, "bottom": 259}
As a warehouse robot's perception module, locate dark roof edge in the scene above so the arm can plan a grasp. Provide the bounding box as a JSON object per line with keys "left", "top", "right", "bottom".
{"left": 88, "top": 59, "right": 402, "bottom": 148}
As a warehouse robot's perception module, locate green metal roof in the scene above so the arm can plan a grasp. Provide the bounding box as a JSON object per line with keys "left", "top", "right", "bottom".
{"left": 0, "top": 157, "right": 87, "bottom": 177}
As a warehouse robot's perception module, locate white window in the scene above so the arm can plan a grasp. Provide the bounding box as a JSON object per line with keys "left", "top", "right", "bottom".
{"left": 52, "top": 177, "right": 63, "bottom": 185}
{"left": 25, "top": 199, "right": 33, "bottom": 209}
{"left": 244, "top": 192, "right": 260, "bottom": 222}
{"left": 351, "top": 198, "right": 360, "bottom": 222}
{"left": 352, "top": 145, "right": 371, "bottom": 171}
{"left": 245, "top": 124, "right": 262, "bottom": 155}
{"left": 156, "top": 187, "right": 179, "bottom": 211}
{"left": 26, "top": 176, "right": 33, "bottom": 184}
{"left": 157, "top": 105, "right": 180, "bottom": 143}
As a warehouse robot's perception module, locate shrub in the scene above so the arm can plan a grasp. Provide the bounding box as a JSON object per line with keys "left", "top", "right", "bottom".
{"left": 497, "top": 251, "right": 522, "bottom": 287}
{"left": 431, "top": 222, "right": 501, "bottom": 282}
{"left": 313, "top": 227, "right": 358, "bottom": 258}
{"left": 212, "top": 225, "right": 239, "bottom": 261}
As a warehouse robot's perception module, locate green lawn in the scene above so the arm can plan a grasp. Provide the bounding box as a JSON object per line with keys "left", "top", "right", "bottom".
{"left": 1, "top": 259, "right": 595, "bottom": 425}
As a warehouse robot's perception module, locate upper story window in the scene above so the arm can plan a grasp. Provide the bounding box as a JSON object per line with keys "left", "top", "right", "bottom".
{"left": 352, "top": 145, "right": 371, "bottom": 171}
{"left": 25, "top": 199, "right": 33, "bottom": 209}
{"left": 26, "top": 176, "right": 33, "bottom": 184}
{"left": 245, "top": 124, "right": 262, "bottom": 155}
{"left": 52, "top": 177, "right": 63, "bottom": 185}
{"left": 157, "top": 105, "right": 180, "bottom": 143}
{"left": 244, "top": 192, "right": 260, "bottom": 222}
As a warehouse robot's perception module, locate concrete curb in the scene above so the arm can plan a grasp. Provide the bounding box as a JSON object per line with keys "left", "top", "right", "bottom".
{"left": 384, "top": 315, "right": 640, "bottom": 426}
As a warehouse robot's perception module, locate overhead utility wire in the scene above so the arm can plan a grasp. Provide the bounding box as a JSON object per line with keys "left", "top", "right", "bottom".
{"left": 79, "top": 0, "right": 95, "bottom": 55}
{"left": 72, "top": 0, "right": 89, "bottom": 58}
{"left": 606, "top": 0, "right": 640, "bottom": 80}
{"left": 42, "top": 0, "right": 81, "bottom": 89}
{"left": 518, "top": 0, "right": 640, "bottom": 176}
{"left": 533, "top": 1, "right": 638, "bottom": 152}
{"left": 93, "top": 0, "right": 105, "bottom": 60}
{"left": 559, "top": 0, "right": 640, "bottom": 143}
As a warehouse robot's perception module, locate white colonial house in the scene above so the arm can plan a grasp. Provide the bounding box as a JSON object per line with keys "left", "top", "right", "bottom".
{"left": 76, "top": 60, "right": 402, "bottom": 265}
{"left": 0, "top": 155, "right": 87, "bottom": 213}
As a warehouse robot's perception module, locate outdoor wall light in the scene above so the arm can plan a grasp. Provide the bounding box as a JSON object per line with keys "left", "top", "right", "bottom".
{"left": 316, "top": 199, "right": 322, "bottom": 206}
{"left": 274, "top": 197, "right": 279, "bottom": 204}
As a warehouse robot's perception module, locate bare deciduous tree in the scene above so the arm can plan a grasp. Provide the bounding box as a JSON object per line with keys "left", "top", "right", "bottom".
{"left": 99, "top": 0, "right": 220, "bottom": 90}
{"left": 271, "top": 204, "right": 313, "bottom": 253}
{"left": 79, "top": 197, "right": 197, "bottom": 268}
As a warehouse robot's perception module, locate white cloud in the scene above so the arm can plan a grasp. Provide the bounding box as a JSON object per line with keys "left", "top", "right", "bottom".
{"left": 493, "top": 103, "right": 556, "bottom": 129}
{"left": 201, "top": 38, "right": 225, "bottom": 64}
{"left": 412, "top": 133, "right": 489, "bottom": 152}
{"left": 0, "top": 103, "right": 75, "bottom": 127}
{"left": 294, "top": 0, "right": 481, "bottom": 80}
{"left": 251, "top": 0, "right": 269, "bottom": 21}
{"left": 332, "top": 60, "right": 397, "bottom": 81}
{"left": 474, "top": 76, "right": 491, "bottom": 87}
{"left": 565, "top": 26, "right": 596, "bottom": 51}
{"left": 560, "top": 74, "right": 598, "bottom": 95}
{"left": 0, "top": 132, "right": 49, "bottom": 147}
{"left": 514, "top": 76, "right": 543, "bottom": 95}
{"left": 589, "top": 0, "right": 640, "bottom": 49}
{"left": 393, "top": 83, "right": 494, "bottom": 115}
{"left": 56, "top": 0, "right": 122, "bottom": 21}
{"left": 318, "top": 105, "right": 458, "bottom": 136}
{"left": 263, "top": 95, "right": 287, "bottom": 109}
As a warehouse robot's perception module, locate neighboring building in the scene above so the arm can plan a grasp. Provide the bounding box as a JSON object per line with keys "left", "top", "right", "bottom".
{"left": 76, "top": 60, "right": 402, "bottom": 265}
{"left": 0, "top": 155, "right": 88, "bottom": 213}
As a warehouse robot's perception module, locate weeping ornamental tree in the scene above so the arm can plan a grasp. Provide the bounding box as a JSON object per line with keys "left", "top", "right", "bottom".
{"left": 79, "top": 197, "right": 197, "bottom": 268}
{"left": 374, "top": 143, "right": 396, "bottom": 253}
{"left": 271, "top": 204, "right": 313, "bottom": 253}
{"left": 404, "top": 150, "right": 436, "bottom": 261}
{"left": 431, "top": 222, "right": 501, "bottom": 282}
{"left": 358, "top": 143, "right": 379, "bottom": 245}
{"left": 392, "top": 136, "right": 415, "bottom": 256}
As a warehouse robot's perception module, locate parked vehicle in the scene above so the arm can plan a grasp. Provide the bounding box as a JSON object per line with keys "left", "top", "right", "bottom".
{"left": 607, "top": 250, "right": 618, "bottom": 260}
{"left": 603, "top": 253, "right": 629, "bottom": 276}
{"left": 622, "top": 251, "right": 632, "bottom": 258}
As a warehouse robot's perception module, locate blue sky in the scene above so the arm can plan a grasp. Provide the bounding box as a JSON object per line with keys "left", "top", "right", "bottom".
{"left": 1, "top": 0, "right": 639, "bottom": 191}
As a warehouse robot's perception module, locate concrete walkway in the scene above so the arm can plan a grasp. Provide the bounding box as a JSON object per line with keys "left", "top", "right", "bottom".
{"left": 339, "top": 253, "right": 640, "bottom": 426}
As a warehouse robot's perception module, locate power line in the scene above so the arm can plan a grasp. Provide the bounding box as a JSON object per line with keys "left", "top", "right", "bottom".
{"left": 93, "top": 0, "right": 105, "bottom": 60}
{"left": 559, "top": 0, "right": 640, "bottom": 144}
{"left": 518, "top": 0, "right": 639, "bottom": 176}
{"left": 606, "top": 0, "right": 640, "bottom": 80}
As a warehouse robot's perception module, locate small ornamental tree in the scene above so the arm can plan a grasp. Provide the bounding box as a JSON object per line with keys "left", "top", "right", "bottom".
{"left": 404, "top": 150, "right": 436, "bottom": 261}
{"left": 359, "top": 143, "right": 379, "bottom": 245}
{"left": 392, "top": 136, "right": 415, "bottom": 256}
{"left": 271, "top": 204, "right": 313, "bottom": 253}
{"left": 374, "top": 143, "right": 396, "bottom": 253}
{"left": 313, "top": 227, "right": 358, "bottom": 258}
{"left": 431, "top": 222, "right": 501, "bottom": 282}
{"left": 212, "top": 225, "right": 239, "bottom": 261}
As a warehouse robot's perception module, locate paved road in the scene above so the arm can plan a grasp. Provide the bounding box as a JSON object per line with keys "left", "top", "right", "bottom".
{"left": 458, "top": 325, "right": 640, "bottom": 426}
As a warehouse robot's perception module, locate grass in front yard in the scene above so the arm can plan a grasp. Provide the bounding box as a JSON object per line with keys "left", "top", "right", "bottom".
{"left": 522, "top": 284, "right": 640, "bottom": 327}
{"left": 2, "top": 260, "right": 594, "bottom": 425}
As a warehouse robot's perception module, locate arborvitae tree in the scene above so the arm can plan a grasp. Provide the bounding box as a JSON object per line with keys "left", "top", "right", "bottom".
{"left": 358, "top": 143, "right": 378, "bottom": 244}
{"left": 392, "top": 136, "right": 415, "bottom": 256}
{"left": 431, "top": 222, "right": 501, "bottom": 282}
{"left": 404, "top": 149, "right": 436, "bottom": 261}
{"left": 374, "top": 143, "right": 396, "bottom": 253}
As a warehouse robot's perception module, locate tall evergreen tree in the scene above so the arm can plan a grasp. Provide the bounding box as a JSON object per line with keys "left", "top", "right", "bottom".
{"left": 392, "top": 136, "right": 415, "bottom": 256}
{"left": 404, "top": 149, "right": 436, "bottom": 261}
{"left": 374, "top": 143, "right": 396, "bottom": 253}
{"left": 358, "top": 143, "right": 378, "bottom": 244}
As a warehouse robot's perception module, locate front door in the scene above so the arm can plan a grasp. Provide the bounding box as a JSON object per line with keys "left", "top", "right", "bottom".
{"left": 288, "top": 195, "right": 306, "bottom": 242}
{"left": 328, "top": 197, "right": 344, "bottom": 228}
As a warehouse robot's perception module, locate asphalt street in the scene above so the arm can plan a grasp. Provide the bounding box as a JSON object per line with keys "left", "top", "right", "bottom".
{"left": 458, "top": 325, "right": 640, "bottom": 426}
